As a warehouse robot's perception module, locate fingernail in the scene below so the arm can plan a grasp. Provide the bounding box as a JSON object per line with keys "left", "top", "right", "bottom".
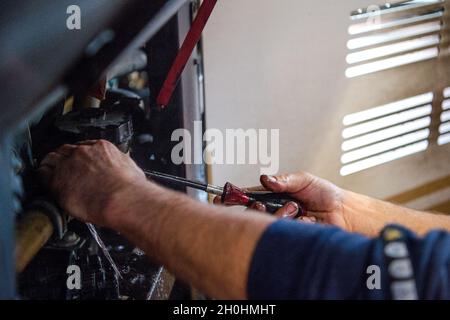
{"left": 283, "top": 202, "right": 298, "bottom": 217}
{"left": 254, "top": 202, "right": 265, "bottom": 211}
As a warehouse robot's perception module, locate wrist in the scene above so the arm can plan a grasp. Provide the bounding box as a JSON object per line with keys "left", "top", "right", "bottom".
{"left": 341, "top": 190, "right": 385, "bottom": 237}
{"left": 102, "top": 178, "right": 156, "bottom": 231}
{"left": 341, "top": 190, "right": 359, "bottom": 234}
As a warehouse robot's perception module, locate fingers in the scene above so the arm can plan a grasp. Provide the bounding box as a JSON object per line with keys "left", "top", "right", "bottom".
{"left": 247, "top": 201, "right": 266, "bottom": 212}
{"left": 75, "top": 140, "right": 99, "bottom": 146}
{"left": 77, "top": 140, "right": 116, "bottom": 150}
{"left": 302, "top": 210, "right": 327, "bottom": 221}
{"left": 260, "top": 172, "right": 314, "bottom": 194}
{"left": 248, "top": 200, "right": 318, "bottom": 224}
{"left": 40, "top": 151, "right": 66, "bottom": 169}
{"left": 273, "top": 201, "right": 299, "bottom": 219}
{"left": 297, "top": 216, "right": 317, "bottom": 224}
{"left": 247, "top": 201, "right": 299, "bottom": 220}
{"left": 213, "top": 195, "right": 267, "bottom": 213}
{"left": 243, "top": 186, "right": 267, "bottom": 192}
{"left": 214, "top": 194, "right": 305, "bottom": 224}
{"left": 40, "top": 141, "right": 111, "bottom": 170}
{"left": 212, "top": 196, "right": 236, "bottom": 208}
{"left": 213, "top": 196, "right": 222, "bottom": 205}
{"left": 58, "top": 144, "right": 78, "bottom": 156}
{"left": 39, "top": 144, "right": 78, "bottom": 187}
{"left": 39, "top": 144, "right": 78, "bottom": 170}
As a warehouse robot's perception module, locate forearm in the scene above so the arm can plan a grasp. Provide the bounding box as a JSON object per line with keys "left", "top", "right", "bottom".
{"left": 343, "top": 190, "right": 450, "bottom": 237}
{"left": 109, "top": 180, "right": 274, "bottom": 299}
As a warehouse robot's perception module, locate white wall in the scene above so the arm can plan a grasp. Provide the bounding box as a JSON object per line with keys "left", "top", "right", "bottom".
{"left": 202, "top": 0, "right": 450, "bottom": 207}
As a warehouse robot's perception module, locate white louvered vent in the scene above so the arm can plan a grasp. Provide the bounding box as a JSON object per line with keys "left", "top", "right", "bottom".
{"left": 340, "top": 92, "right": 433, "bottom": 176}
{"left": 346, "top": 0, "right": 445, "bottom": 78}
{"left": 438, "top": 87, "right": 450, "bottom": 145}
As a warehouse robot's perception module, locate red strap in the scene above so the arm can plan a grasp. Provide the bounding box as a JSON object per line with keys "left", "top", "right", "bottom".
{"left": 156, "top": 0, "right": 217, "bottom": 109}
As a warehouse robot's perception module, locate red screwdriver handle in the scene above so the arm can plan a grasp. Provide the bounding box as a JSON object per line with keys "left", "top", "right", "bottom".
{"left": 221, "top": 182, "right": 304, "bottom": 217}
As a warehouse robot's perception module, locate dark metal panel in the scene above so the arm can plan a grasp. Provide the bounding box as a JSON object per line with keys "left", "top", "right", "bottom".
{"left": 0, "top": 0, "right": 190, "bottom": 133}
{"left": 121, "top": 0, "right": 190, "bottom": 63}
{"left": 0, "top": 0, "right": 190, "bottom": 299}
{"left": 0, "top": 0, "right": 127, "bottom": 130}
{"left": 0, "top": 135, "right": 15, "bottom": 298}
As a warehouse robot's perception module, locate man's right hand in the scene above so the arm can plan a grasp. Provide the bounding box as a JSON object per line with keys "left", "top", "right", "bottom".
{"left": 216, "top": 171, "right": 450, "bottom": 237}
{"left": 260, "top": 173, "right": 349, "bottom": 229}
{"left": 214, "top": 172, "right": 351, "bottom": 231}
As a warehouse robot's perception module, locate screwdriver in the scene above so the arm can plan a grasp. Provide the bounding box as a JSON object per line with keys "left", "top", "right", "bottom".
{"left": 143, "top": 170, "right": 304, "bottom": 217}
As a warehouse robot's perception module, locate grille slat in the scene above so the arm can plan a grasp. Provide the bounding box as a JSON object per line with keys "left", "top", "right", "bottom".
{"left": 346, "top": 0, "right": 445, "bottom": 78}
{"left": 341, "top": 92, "right": 434, "bottom": 175}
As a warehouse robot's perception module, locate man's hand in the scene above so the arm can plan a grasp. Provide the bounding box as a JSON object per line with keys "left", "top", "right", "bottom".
{"left": 214, "top": 172, "right": 350, "bottom": 231}
{"left": 38, "top": 140, "right": 148, "bottom": 228}
{"left": 214, "top": 171, "right": 450, "bottom": 237}
{"left": 260, "top": 173, "right": 348, "bottom": 228}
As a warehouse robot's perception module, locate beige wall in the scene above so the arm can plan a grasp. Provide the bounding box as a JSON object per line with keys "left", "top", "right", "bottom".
{"left": 202, "top": 0, "right": 450, "bottom": 210}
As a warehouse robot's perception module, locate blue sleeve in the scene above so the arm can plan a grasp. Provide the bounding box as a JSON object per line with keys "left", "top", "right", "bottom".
{"left": 247, "top": 220, "right": 450, "bottom": 300}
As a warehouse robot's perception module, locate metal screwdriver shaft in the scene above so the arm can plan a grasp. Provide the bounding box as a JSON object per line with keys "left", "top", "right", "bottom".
{"left": 143, "top": 170, "right": 304, "bottom": 217}
{"left": 143, "top": 170, "right": 223, "bottom": 196}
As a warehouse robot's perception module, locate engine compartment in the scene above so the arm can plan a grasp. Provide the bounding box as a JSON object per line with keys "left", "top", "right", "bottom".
{"left": 14, "top": 79, "right": 179, "bottom": 299}
{"left": 0, "top": 0, "right": 206, "bottom": 299}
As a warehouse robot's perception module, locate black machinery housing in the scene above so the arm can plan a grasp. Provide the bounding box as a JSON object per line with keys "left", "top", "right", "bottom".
{"left": 0, "top": 0, "right": 207, "bottom": 299}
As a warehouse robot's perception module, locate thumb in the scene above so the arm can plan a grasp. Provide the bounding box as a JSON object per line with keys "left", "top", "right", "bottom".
{"left": 260, "top": 172, "right": 314, "bottom": 194}
{"left": 273, "top": 201, "right": 300, "bottom": 219}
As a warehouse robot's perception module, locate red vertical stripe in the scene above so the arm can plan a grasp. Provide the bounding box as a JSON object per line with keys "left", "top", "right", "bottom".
{"left": 156, "top": 0, "right": 217, "bottom": 109}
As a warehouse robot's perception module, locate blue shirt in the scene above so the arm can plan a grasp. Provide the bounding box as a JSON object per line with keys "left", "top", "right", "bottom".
{"left": 248, "top": 220, "right": 450, "bottom": 299}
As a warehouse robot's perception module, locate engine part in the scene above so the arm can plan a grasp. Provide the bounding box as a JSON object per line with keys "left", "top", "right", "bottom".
{"left": 72, "top": 77, "right": 107, "bottom": 110}
{"left": 19, "top": 243, "right": 120, "bottom": 300}
{"left": 54, "top": 106, "right": 133, "bottom": 153}
{"left": 15, "top": 201, "right": 68, "bottom": 273}
{"left": 1, "top": 0, "right": 203, "bottom": 300}
{"left": 108, "top": 49, "right": 148, "bottom": 79}
{"left": 15, "top": 210, "right": 53, "bottom": 273}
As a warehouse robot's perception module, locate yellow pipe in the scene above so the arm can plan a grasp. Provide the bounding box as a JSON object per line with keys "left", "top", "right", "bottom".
{"left": 15, "top": 211, "right": 53, "bottom": 273}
